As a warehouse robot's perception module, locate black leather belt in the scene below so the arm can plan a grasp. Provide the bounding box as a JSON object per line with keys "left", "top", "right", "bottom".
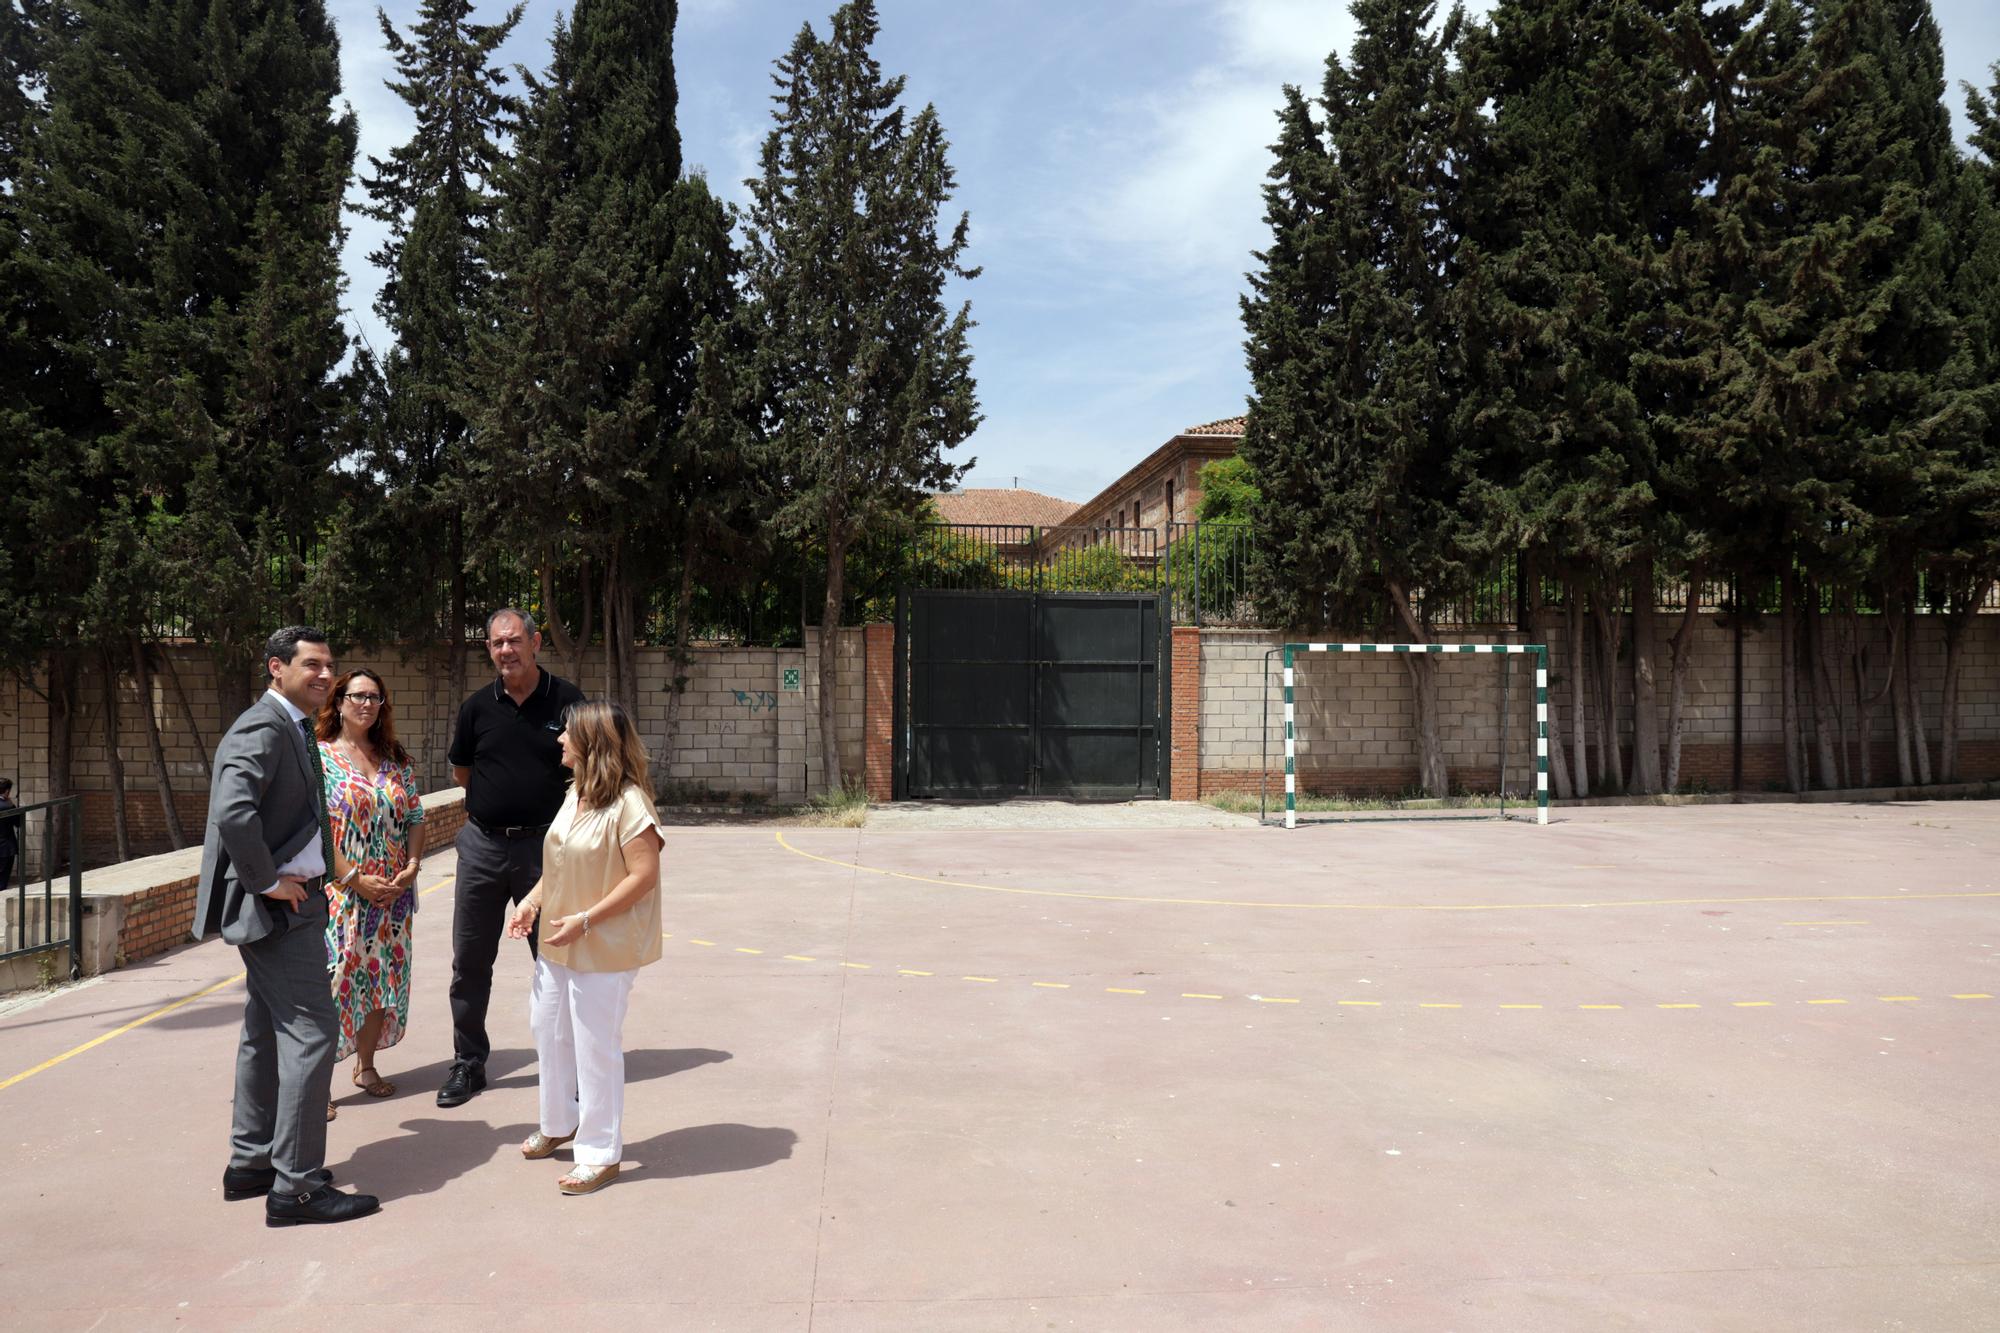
{"left": 471, "top": 816, "right": 551, "bottom": 840}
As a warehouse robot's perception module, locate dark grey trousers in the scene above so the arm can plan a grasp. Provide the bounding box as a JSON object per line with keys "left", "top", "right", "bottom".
{"left": 230, "top": 892, "right": 336, "bottom": 1196}
{"left": 449, "top": 821, "right": 542, "bottom": 1066}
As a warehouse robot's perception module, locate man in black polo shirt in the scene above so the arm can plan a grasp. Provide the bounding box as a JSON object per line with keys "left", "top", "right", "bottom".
{"left": 439, "top": 607, "right": 586, "bottom": 1107}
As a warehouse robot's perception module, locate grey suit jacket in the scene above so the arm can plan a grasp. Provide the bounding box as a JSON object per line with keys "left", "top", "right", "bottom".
{"left": 191, "top": 691, "right": 325, "bottom": 946}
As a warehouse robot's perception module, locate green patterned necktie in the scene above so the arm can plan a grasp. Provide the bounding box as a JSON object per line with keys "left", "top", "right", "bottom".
{"left": 301, "top": 718, "right": 336, "bottom": 882}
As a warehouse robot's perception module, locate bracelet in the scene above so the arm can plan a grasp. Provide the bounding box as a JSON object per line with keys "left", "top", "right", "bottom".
{"left": 579, "top": 910, "right": 591, "bottom": 935}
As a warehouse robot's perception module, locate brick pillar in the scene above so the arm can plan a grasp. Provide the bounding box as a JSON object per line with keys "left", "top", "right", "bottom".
{"left": 862, "top": 622, "right": 895, "bottom": 802}
{"left": 1170, "top": 626, "right": 1202, "bottom": 800}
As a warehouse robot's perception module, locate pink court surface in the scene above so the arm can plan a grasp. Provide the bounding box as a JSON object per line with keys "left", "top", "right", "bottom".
{"left": 2, "top": 801, "right": 1996, "bottom": 1331}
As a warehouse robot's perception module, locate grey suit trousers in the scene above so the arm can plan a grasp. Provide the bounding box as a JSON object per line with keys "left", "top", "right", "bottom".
{"left": 229, "top": 891, "right": 336, "bottom": 1196}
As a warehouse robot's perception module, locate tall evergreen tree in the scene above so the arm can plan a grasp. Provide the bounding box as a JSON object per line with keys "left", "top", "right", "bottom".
{"left": 475, "top": 0, "right": 733, "bottom": 719}
{"left": 1241, "top": 0, "right": 1474, "bottom": 797}
{"left": 741, "top": 0, "right": 979, "bottom": 793}
{"left": 355, "top": 0, "right": 522, "bottom": 750}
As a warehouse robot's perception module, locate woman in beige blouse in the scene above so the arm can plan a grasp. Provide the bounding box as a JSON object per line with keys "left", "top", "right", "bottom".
{"left": 504, "top": 701, "right": 664, "bottom": 1195}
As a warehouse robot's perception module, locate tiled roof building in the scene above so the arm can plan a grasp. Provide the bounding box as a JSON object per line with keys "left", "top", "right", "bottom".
{"left": 931, "top": 487, "right": 1078, "bottom": 528}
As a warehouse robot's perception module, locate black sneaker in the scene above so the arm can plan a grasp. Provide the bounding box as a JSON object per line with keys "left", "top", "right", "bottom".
{"left": 436, "top": 1059, "right": 486, "bottom": 1108}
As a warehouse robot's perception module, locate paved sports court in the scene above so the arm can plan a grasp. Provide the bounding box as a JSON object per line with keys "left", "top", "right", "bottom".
{"left": 2, "top": 801, "right": 1995, "bottom": 1330}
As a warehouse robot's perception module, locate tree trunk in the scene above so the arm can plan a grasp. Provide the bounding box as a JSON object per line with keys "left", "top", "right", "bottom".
{"left": 539, "top": 554, "right": 595, "bottom": 686}
{"left": 1780, "top": 569, "right": 1803, "bottom": 793}
{"left": 1591, "top": 592, "right": 1624, "bottom": 793}
{"left": 130, "top": 636, "right": 189, "bottom": 849}
{"left": 99, "top": 646, "right": 132, "bottom": 862}
{"left": 818, "top": 530, "right": 849, "bottom": 794}
{"left": 601, "top": 547, "right": 620, "bottom": 704}
{"left": 46, "top": 651, "right": 80, "bottom": 875}
{"left": 1524, "top": 560, "right": 1572, "bottom": 801}
{"left": 1938, "top": 581, "right": 1990, "bottom": 784}
{"left": 662, "top": 526, "right": 701, "bottom": 776}
{"left": 1567, "top": 582, "right": 1590, "bottom": 796}
{"left": 1663, "top": 562, "right": 1703, "bottom": 793}
{"left": 157, "top": 643, "right": 212, "bottom": 782}
{"left": 448, "top": 514, "right": 468, "bottom": 758}
{"left": 1849, "top": 595, "right": 1895, "bottom": 791}
{"left": 1902, "top": 603, "right": 1932, "bottom": 785}
{"left": 1803, "top": 588, "right": 1842, "bottom": 788}
{"left": 1628, "top": 558, "right": 1663, "bottom": 794}
{"left": 1384, "top": 578, "right": 1447, "bottom": 797}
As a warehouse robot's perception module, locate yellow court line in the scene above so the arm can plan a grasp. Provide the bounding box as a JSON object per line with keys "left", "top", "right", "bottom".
{"left": 773, "top": 832, "right": 2000, "bottom": 914}
{"left": 2, "top": 876, "right": 457, "bottom": 1094}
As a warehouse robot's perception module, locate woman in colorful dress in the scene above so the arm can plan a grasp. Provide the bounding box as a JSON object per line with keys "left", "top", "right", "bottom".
{"left": 315, "top": 668, "right": 425, "bottom": 1120}
{"left": 505, "top": 701, "right": 665, "bottom": 1195}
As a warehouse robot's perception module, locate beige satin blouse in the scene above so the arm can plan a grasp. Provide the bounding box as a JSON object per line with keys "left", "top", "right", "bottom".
{"left": 537, "top": 785, "right": 664, "bottom": 973}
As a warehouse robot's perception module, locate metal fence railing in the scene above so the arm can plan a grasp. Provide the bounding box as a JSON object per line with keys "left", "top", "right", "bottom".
{"left": 1, "top": 796, "right": 83, "bottom": 983}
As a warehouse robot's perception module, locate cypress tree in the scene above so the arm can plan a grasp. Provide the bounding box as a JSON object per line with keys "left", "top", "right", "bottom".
{"left": 1241, "top": 0, "right": 1474, "bottom": 797}
{"left": 741, "top": 0, "right": 980, "bottom": 794}
{"left": 476, "top": 0, "right": 733, "bottom": 716}
{"left": 355, "top": 0, "right": 522, "bottom": 743}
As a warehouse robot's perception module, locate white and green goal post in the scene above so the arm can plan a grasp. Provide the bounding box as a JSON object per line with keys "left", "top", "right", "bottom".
{"left": 1278, "top": 642, "right": 1550, "bottom": 828}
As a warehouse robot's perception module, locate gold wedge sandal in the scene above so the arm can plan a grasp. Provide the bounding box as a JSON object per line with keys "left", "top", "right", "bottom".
{"left": 557, "top": 1164, "right": 619, "bottom": 1195}
{"left": 521, "top": 1131, "right": 575, "bottom": 1160}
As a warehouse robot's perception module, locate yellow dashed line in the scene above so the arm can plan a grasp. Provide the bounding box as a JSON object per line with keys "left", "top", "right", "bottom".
{"left": 1500, "top": 1004, "right": 1543, "bottom": 1009}
{"left": 1878, "top": 996, "right": 1918, "bottom": 1003}
{"left": 734, "top": 947, "right": 763, "bottom": 955}
{"left": 689, "top": 939, "right": 717, "bottom": 947}
{"left": 1734, "top": 1001, "right": 1774, "bottom": 1008}
{"left": 773, "top": 830, "right": 2000, "bottom": 914}
{"left": 1657, "top": 1003, "right": 1700, "bottom": 1009}
{"left": 1579, "top": 1004, "right": 1623, "bottom": 1010}
{"left": 1183, "top": 993, "right": 1223, "bottom": 1000}
{"left": 963, "top": 976, "right": 998, "bottom": 984}
{"left": 898, "top": 969, "right": 933, "bottom": 977}
{"left": 1032, "top": 982, "right": 1070, "bottom": 989}
{"left": 784, "top": 955, "right": 816, "bottom": 962}
{"left": 1953, "top": 993, "right": 1991, "bottom": 1000}
{"left": 1106, "top": 987, "right": 1147, "bottom": 995}
{"left": 1419, "top": 1003, "right": 1461, "bottom": 1009}
{"left": 839, "top": 962, "right": 871, "bottom": 970}
{"left": 1253, "top": 996, "right": 1299, "bottom": 1004}
{"left": 1806, "top": 999, "right": 1848, "bottom": 1005}
{"left": 1339, "top": 1000, "right": 1381, "bottom": 1007}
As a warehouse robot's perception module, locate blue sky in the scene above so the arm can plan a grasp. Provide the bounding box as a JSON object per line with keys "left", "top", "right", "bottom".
{"left": 329, "top": 0, "right": 2000, "bottom": 508}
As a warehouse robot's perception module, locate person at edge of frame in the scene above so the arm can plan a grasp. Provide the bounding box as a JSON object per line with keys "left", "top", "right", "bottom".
{"left": 191, "top": 626, "right": 380, "bottom": 1227}
{"left": 437, "top": 607, "right": 586, "bottom": 1108}
{"left": 0, "top": 778, "right": 18, "bottom": 893}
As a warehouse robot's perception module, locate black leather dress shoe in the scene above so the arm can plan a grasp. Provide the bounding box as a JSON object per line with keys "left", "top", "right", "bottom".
{"left": 223, "top": 1166, "right": 332, "bottom": 1200}
{"left": 265, "top": 1185, "right": 380, "bottom": 1227}
{"left": 436, "top": 1059, "right": 486, "bottom": 1107}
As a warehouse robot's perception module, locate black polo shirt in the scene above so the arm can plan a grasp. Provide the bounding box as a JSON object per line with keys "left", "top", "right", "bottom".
{"left": 448, "top": 670, "right": 586, "bottom": 829}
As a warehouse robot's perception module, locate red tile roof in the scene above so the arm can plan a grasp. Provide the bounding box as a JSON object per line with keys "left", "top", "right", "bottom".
{"left": 932, "top": 487, "right": 1078, "bottom": 527}
{"left": 1182, "top": 415, "right": 1246, "bottom": 436}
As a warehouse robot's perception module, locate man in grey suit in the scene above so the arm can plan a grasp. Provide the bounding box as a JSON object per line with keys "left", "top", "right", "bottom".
{"left": 192, "top": 626, "right": 379, "bottom": 1226}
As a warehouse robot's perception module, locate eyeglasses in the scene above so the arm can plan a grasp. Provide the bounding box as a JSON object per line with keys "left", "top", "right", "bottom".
{"left": 343, "top": 692, "right": 385, "bottom": 706}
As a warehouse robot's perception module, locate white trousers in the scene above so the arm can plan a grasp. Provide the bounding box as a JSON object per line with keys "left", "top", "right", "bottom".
{"left": 528, "top": 958, "right": 637, "bottom": 1167}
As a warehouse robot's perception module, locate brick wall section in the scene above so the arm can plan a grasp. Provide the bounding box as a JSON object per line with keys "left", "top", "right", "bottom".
{"left": 1170, "top": 626, "right": 1201, "bottom": 799}
{"left": 98, "top": 789, "right": 469, "bottom": 970}
{"left": 1187, "top": 615, "right": 2000, "bottom": 798}
{"left": 863, "top": 622, "right": 895, "bottom": 802}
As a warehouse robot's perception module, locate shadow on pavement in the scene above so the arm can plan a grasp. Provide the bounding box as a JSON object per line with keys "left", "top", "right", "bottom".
{"left": 623, "top": 1123, "right": 798, "bottom": 1181}
{"left": 337, "top": 1115, "right": 535, "bottom": 1201}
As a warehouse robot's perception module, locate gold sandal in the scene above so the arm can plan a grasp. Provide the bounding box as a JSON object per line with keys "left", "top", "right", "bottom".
{"left": 558, "top": 1163, "right": 619, "bottom": 1195}
{"left": 522, "top": 1131, "right": 575, "bottom": 1160}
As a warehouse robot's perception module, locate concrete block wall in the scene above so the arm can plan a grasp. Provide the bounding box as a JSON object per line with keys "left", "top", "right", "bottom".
{"left": 0, "top": 629, "right": 870, "bottom": 868}
{"left": 1186, "top": 615, "right": 2000, "bottom": 797}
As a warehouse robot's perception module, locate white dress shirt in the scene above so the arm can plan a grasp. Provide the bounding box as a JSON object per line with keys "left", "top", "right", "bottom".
{"left": 266, "top": 689, "right": 327, "bottom": 882}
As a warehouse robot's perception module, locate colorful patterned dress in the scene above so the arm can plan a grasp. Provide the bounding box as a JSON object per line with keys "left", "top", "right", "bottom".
{"left": 320, "top": 743, "right": 425, "bottom": 1061}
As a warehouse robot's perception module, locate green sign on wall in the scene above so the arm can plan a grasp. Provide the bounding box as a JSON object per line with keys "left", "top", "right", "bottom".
{"left": 781, "top": 667, "right": 801, "bottom": 692}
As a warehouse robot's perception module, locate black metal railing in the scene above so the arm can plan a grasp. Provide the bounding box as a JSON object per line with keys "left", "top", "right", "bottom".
{"left": 1, "top": 796, "right": 83, "bottom": 983}
{"left": 902, "top": 524, "right": 1163, "bottom": 595}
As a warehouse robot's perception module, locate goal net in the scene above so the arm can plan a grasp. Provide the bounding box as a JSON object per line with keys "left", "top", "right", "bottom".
{"left": 1265, "top": 642, "right": 1550, "bottom": 827}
